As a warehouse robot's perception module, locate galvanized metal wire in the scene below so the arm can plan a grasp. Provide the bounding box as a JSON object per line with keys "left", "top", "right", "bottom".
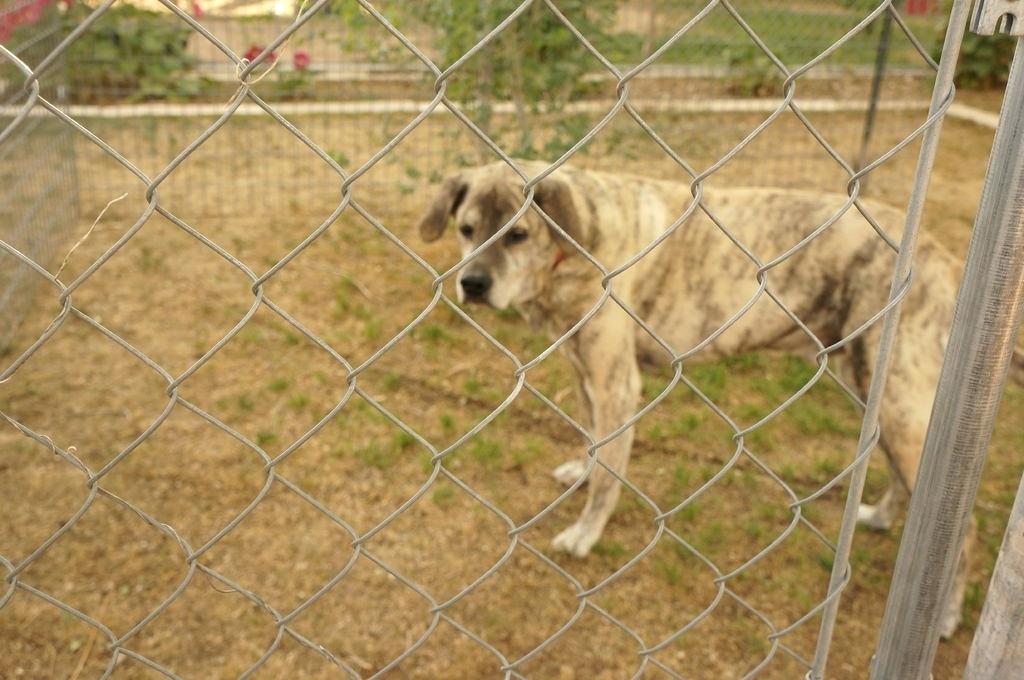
{"left": 0, "top": 1, "right": 965, "bottom": 678}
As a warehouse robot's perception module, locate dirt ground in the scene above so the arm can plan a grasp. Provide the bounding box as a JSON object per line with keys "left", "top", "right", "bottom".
{"left": 2, "top": 99, "right": 1022, "bottom": 680}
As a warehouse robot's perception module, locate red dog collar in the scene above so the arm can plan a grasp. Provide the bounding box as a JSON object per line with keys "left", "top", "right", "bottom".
{"left": 552, "top": 248, "right": 568, "bottom": 270}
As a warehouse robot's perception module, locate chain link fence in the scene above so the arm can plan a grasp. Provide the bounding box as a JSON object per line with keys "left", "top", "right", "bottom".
{"left": 1, "top": 1, "right": 1010, "bottom": 678}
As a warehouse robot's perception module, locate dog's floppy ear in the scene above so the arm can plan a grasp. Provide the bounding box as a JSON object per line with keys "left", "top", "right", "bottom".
{"left": 535, "top": 174, "right": 591, "bottom": 251}
{"left": 418, "top": 174, "right": 468, "bottom": 242}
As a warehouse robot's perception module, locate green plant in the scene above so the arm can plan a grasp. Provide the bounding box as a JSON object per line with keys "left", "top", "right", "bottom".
{"left": 337, "top": 0, "right": 617, "bottom": 157}
{"left": 951, "top": 30, "right": 1017, "bottom": 89}
{"left": 64, "top": 6, "right": 206, "bottom": 102}
{"left": 722, "top": 45, "right": 780, "bottom": 98}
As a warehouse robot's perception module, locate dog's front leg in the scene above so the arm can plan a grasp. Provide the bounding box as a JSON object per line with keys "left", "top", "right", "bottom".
{"left": 552, "top": 320, "right": 641, "bottom": 557}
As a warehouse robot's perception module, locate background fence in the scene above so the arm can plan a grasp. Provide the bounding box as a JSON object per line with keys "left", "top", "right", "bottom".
{"left": 0, "top": 0, "right": 77, "bottom": 350}
{"left": 5, "top": 1, "right": 948, "bottom": 223}
{"left": 3, "top": 1, "right": 1023, "bottom": 679}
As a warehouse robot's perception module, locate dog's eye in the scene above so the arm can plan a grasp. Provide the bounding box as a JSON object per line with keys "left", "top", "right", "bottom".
{"left": 506, "top": 228, "right": 528, "bottom": 245}
{"left": 459, "top": 224, "right": 473, "bottom": 238}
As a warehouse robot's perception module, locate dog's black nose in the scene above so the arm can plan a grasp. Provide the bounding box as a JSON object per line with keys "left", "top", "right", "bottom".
{"left": 460, "top": 272, "right": 492, "bottom": 300}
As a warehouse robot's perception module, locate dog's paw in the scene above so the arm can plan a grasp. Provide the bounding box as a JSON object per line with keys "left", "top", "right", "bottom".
{"left": 552, "top": 459, "right": 587, "bottom": 487}
{"left": 857, "top": 502, "right": 893, "bottom": 532}
{"left": 939, "top": 608, "right": 962, "bottom": 640}
{"left": 551, "top": 522, "right": 600, "bottom": 558}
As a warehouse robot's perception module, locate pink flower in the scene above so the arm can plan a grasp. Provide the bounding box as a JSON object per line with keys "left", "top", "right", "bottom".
{"left": 243, "top": 44, "right": 276, "bottom": 64}
{"left": 191, "top": 0, "right": 203, "bottom": 18}
{"left": 293, "top": 50, "right": 310, "bottom": 70}
{"left": 25, "top": 0, "right": 46, "bottom": 22}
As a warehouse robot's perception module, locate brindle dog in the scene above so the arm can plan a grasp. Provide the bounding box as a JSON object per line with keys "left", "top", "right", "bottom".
{"left": 417, "top": 160, "right": 1024, "bottom": 638}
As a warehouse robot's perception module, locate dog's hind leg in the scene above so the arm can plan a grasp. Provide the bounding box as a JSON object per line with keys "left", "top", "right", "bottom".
{"left": 857, "top": 482, "right": 907, "bottom": 531}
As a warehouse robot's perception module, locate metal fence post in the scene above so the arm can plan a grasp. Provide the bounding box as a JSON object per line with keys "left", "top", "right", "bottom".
{"left": 855, "top": 9, "right": 894, "bottom": 178}
{"left": 870, "top": 31, "right": 1024, "bottom": 680}
{"left": 964, "top": 470, "right": 1024, "bottom": 678}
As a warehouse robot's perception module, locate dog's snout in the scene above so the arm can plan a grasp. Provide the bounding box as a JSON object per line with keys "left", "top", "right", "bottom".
{"left": 461, "top": 272, "right": 493, "bottom": 300}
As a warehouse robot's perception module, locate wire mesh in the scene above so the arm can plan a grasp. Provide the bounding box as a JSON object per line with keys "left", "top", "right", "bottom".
{"left": 1, "top": 0, "right": 966, "bottom": 678}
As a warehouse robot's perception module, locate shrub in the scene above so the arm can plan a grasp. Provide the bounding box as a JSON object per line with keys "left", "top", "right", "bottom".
{"left": 63, "top": 6, "right": 205, "bottom": 102}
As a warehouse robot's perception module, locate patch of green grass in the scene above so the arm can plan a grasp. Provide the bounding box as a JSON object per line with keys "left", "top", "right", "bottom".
{"left": 817, "top": 552, "right": 835, "bottom": 573}
{"left": 697, "top": 521, "right": 724, "bottom": 549}
{"left": 383, "top": 372, "right": 401, "bottom": 391}
{"left": 363, "top": 319, "right": 381, "bottom": 342}
{"left": 431, "top": 484, "right": 456, "bottom": 508}
{"left": 676, "top": 501, "right": 700, "bottom": 523}
{"left": 655, "top": 559, "right": 683, "bottom": 586}
{"left": 289, "top": 394, "right": 310, "bottom": 411}
{"left": 964, "top": 581, "right": 984, "bottom": 614}
{"left": 689, "top": 363, "right": 727, "bottom": 402}
{"left": 591, "top": 540, "right": 629, "bottom": 559}
{"left": 723, "top": 351, "right": 763, "bottom": 371}
{"left": 741, "top": 630, "right": 769, "bottom": 656}
{"left": 852, "top": 546, "right": 871, "bottom": 569}
{"left": 642, "top": 375, "right": 665, "bottom": 401}
{"left": 418, "top": 323, "right": 449, "bottom": 343}
{"left": 647, "top": 423, "right": 665, "bottom": 441}
{"left": 419, "top": 452, "right": 434, "bottom": 474}
{"left": 671, "top": 465, "right": 692, "bottom": 495}
{"left": 281, "top": 330, "right": 301, "bottom": 346}
{"left": 738, "top": 403, "right": 769, "bottom": 423}
{"left": 138, "top": 246, "right": 162, "bottom": 272}
{"left": 744, "top": 521, "right": 765, "bottom": 540}
{"left": 670, "top": 412, "right": 703, "bottom": 437}
{"left": 464, "top": 378, "right": 482, "bottom": 396}
{"left": 439, "top": 413, "right": 456, "bottom": 433}
{"left": 788, "top": 400, "right": 860, "bottom": 437}
{"left": 757, "top": 503, "right": 785, "bottom": 522}
{"left": 511, "top": 439, "right": 542, "bottom": 468}
{"left": 237, "top": 395, "right": 255, "bottom": 411}
{"left": 393, "top": 430, "right": 416, "bottom": 450}
{"left": 746, "top": 426, "right": 775, "bottom": 450}
{"left": 240, "top": 327, "right": 264, "bottom": 344}
{"left": 780, "top": 355, "right": 818, "bottom": 393}
{"left": 814, "top": 457, "right": 842, "bottom": 481}
{"left": 595, "top": 8, "right": 941, "bottom": 68}
{"left": 256, "top": 431, "right": 277, "bottom": 447}
{"left": 470, "top": 437, "right": 502, "bottom": 468}
{"left": 268, "top": 378, "right": 289, "bottom": 392}
{"left": 356, "top": 441, "right": 396, "bottom": 470}
{"left": 750, "top": 376, "right": 784, "bottom": 403}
